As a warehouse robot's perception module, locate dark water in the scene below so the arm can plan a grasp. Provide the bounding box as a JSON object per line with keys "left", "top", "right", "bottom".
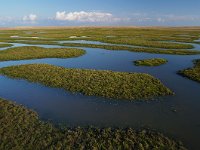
{"left": 0, "top": 42, "right": 200, "bottom": 149}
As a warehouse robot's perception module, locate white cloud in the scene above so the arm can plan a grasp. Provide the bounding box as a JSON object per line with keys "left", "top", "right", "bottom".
{"left": 1, "top": 12, "right": 200, "bottom": 27}
{"left": 55, "top": 11, "right": 127, "bottom": 22}
{"left": 23, "top": 14, "right": 37, "bottom": 22}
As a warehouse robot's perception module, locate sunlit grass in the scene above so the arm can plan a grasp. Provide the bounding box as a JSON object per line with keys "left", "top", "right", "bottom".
{"left": 0, "top": 46, "right": 85, "bottom": 61}
{"left": 0, "top": 43, "right": 13, "bottom": 48}
{"left": 60, "top": 43, "right": 200, "bottom": 55}
{"left": 134, "top": 58, "right": 168, "bottom": 66}
{"left": 1, "top": 39, "right": 199, "bottom": 55}
{"left": 0, "top": 64, "right": 173, "bottom": 100}
{"left": 96, "top": 37, "right": 194, "bottom": 49}
{"left": 178, "top": 59, "right": 200, "bottom": 83}
{"left": 0, "top": 98, "right": 186, "bottom": 150}
{"left": 1, "top": 27, "right": 200, "bottom": 50}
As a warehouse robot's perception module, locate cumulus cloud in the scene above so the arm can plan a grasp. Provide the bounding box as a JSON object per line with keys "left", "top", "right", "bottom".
{"left": 23, "top": 14, "right": 37, "bottom": 22}
{"left": 55, "top": 11, "right": 127, "bottom": 22}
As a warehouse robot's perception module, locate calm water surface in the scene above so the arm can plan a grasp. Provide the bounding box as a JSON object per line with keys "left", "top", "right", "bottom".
{"left": 0, "top": 42, "right": 200, "bottom": 149}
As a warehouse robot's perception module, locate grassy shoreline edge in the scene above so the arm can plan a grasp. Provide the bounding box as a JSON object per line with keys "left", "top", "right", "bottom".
{"left": 0, "top": 46, "right": 86, "bottom": 61}
{"left": 134, "top": 58, "right": 168, "bottom": 66}
{"left": 60, "top": 43, "right": 200, "bottom": 55}
{"left": 1, "top": 41, "right": 199, "bottom": 55}
{"left": 0, "top": 43, "right": 13, "bottom": 48}
{"left": 0, "top": 98, "right": 187, "bottom": 149}
{"left": 0, "top": 64, "right": 173, "bottom": 100}
{"left": 178, "top": 59, "right": 200, "bottom": 83}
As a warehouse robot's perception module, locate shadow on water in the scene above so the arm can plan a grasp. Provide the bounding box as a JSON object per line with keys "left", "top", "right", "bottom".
{"left": 0, "top": 42, "right": 200, "bottom": 149}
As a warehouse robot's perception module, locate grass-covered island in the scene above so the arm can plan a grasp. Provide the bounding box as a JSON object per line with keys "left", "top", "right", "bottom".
{"left": 134, "top": 58, "right": 168, "bottom": 66}
{"left": 0, "top": 98, "right": 186, "bottom": 149}
{"left": 60, "top": 42, "right": 200, "bottom": 55}
{"left": 0, "top": 64, "right": 173, "bottom": 100}
{"left": 2, "top": 39, "right": 199, "bottom": 55}
{"left": 0, "top": 43, "right": 13, "bottom": 48}
{"left": 178, "top": 59, "right": 200, "bottom": 83}
{"left": 0, "top": 46, "right": 85, "bottom": 61}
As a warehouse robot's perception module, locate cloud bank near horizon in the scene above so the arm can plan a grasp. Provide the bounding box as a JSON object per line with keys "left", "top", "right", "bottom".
{"left": 0, "top": 11, "right": 200, "bottom": 26}
{"left": 55, "top": 11, "right": 129, "bottom": 23}
{"left": 23, "top": 14, "right": 37, "bottom": 22}
{"left": 22, "top": 14, "right": 37, "bottom": 24}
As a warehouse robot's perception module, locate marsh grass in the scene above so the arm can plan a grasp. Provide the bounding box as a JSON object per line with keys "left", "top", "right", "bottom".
{"left": 1, "top": 39, "right": 199, "bottom": 55}
{"left": 0, "top": 43, "right": 13, "bottom": 48}
{"left": 2, "top": 38, "right": 199, "bottom": 55}
{"left": 12, "top": 36, "right": 194, "bottom": 49}
{"left": 0, "top": 64, "right": 173, "bottom": 100}
{"left": 12, "top": 40, "right": 59, "bottom": 45}
{"left": 0, "top": 98, "right": 186, "bottom": 150}
{"left": 178, "top": 59, "right": 200, "bottom": 83}
{"left": 60, "top": 43, "right": 200, "bottom": 55}
{"left": 97, "top": 38, "right": 194, "bottom": 49}
{"left": 0, "top": 46, "right": 85, "bottom": 61}
{"left": 1, "top": 27, "right": 200, "bottom": 49}
{"left": 134, "top": 58, "right": 168, "bottom": 66}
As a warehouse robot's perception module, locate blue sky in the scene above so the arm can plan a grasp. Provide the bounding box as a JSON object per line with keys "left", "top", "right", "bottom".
{"left": 0, "top": 0, "right": 200, "bottom": 26}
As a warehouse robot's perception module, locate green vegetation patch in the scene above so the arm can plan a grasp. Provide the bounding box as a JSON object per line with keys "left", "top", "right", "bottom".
{"left": 13, "top": 40, "right": 59, "bottom": 45}
{"left": 0, "top": 43, "right": 13, "bottom": 48}
{"left": 1, "top": 28, "right": 200, "bottom": 55}
{"left": 178, "top": 59, "right": 200, "bottom": 83}
{"left": 134, "top": 58, "right": 168, "bottom": 66}
{"left": 61, "top": 43, "right": 200, "bottom": 55}
{"left": 0, "top": 46, "right": 85, "bottom": 61}
{"left": 98, "top": 37, "right": 194, "bottom": 49}
{"left": 0, "top": 64, "right": 173, "bottom": 100}
{"left": 0, "top": 98, "right": 186, "bottom": 149}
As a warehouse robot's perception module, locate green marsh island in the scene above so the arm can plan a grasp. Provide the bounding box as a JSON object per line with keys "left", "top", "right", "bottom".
{"left": 0, "top": 46, "right": 85, "bottom": 61}
{"left": 60, "top": 42, "right": 200, "bottom": 55}
{"left": 134, "top": 58, "right": 168, "bottom": 66}
{"left": 0, "top": 64, "right": 173, "bottom": 100}
{"left": 0, "top": 98, "right": 186, "bottom": 149}
{"left": 178, "top": 59, "right": 200, "bottom": 83}
{"left": 0, "top": 43, "right": 13, "bottom": 48}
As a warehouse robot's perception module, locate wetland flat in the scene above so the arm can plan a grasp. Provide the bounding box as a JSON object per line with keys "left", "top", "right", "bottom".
{"left": 0, "top": 27, "right": 200, "bottom": 149}
{"left": 134, "top": 58, "right": 168, "bottom": 66}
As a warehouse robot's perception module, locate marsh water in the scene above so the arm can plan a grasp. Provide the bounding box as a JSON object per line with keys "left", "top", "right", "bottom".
{"left": 0, "top": 41, "right": 200, "bottom": 149}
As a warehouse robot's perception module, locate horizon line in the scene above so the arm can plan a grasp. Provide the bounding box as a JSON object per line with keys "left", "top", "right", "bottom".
{"left": 1, "top": 25, "right": 200, "bottom": 30}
